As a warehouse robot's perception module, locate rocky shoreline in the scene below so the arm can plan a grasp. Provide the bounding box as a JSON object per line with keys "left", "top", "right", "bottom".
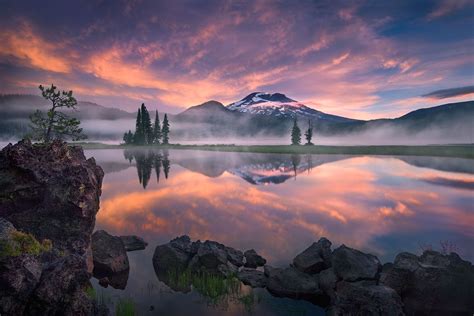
{"left": 0, "top": 140, "right": 473, "bottom": 315}
{"left": 153, "top": 235, "right": 474, "bottom": 315}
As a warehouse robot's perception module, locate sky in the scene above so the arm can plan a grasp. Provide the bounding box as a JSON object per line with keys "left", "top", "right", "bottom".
{"left": 0, "top": 0, "right": 473, "bottom": 119}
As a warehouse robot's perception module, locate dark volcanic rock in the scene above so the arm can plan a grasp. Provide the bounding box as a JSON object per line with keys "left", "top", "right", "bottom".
{"left": 0, "top": 140, "right": 104, "bottom": 316}
{"left": 225, "top": 246, "right": 244, "bottom": 267}
{"left": 293, "top": 237, "right": 332, "bottom": 274}
{"left": 189, "top": 240, "right": 229, "bottom": 273}
{"left": 266, "top": 266, "right": 328, "bottom": 305}
{"left": 381, "top": 250, "right": 474, "bottom": 315}
{"left": 318, "top": 268, "right": 338, "bottom": 303}
{"left": 244, "top": 249, "right": 266, "bottom": 268}
{"left": 328, "top": 281, "right": 404, "bottom": 316}
{"left": 331, "top": 245, "right": 381, "bottom": 281}
{"left": 0, "top": 139, "right": 103, "bottom": 253}
{"left": 120, "top": 235, "right": 148, "bottom": 251}
{"left": 238, "top": 268, "right": 267, "bottom": 288}
{"left": 92, "top": 230, "right": 129, "bottom": 275}
{"left": 152, "top": 235, "right": 194, "bottom": 291}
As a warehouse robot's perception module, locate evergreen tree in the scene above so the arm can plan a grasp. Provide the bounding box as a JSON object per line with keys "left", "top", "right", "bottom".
{"left": 153, "top": 110, "right": 162, "bottom": 145}
{"left": 123, "top": 130, "right": 134, "bottom": 144}
{"left": 29, "top": 84, "right": 86, "bottom": 142}
{"left": 140, "top": 103, "right": 153, "bottom": 145}
{"left": 291, "top": 117, "right": 301, "bottom": 145}
{"left": 304, "top": 120, "right": 313, "bottom": 145}
{"left": 162, "top": 113, "right": 170, "bottom": 144}
{"left": 133, "top": 108, "right": 143, "bottom": 144}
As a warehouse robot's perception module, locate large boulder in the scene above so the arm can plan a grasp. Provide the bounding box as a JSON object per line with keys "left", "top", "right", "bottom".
{"left": 328, "top": 281, "right": 404, "bottom": 316}
{"left": 244, "top": 249, "right": 267, "bottom": 268}
{"left": 0, "top": 140, "right": 103, "bottom": 253}
{"left": 0, "top": 140, "right": 104, "bottom": 316}
{"left": 120, "top": 235, "right": 148, "bottom": 251}
{"left": 293, "top": 237, "right": 332, "bottom": 274}
{"left": 238, "top": 268, "right": 267, "bottom": 288}
{"left": 189, "top": 240, "right": 229, "bottom": 273}
{"left": 381, "top": 250, "right": 474, "bottom": 315}
{"left": 266, "top": 266, "right": 328, "bottom": 305}
{"left": 331, "top": 245, "right": 381, "bottom": 281}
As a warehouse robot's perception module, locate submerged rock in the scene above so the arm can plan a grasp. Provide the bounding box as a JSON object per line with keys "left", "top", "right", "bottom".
{"left": 293, "top": 237, "right": 332, "bottom": 274}
{"left": 381, "top": 250, "right": 474, "bottom": 315}
{"left": 120, "top": 235, "right": 148, "bottom": 251}
{"left": 0, "top": 140, "right": 104, "bottom": 316}
{"left": 331, "top": 245, "right": 381, "bottom": 281}
{"left": 244, "top": 249, "right": 267, "bottom": 268}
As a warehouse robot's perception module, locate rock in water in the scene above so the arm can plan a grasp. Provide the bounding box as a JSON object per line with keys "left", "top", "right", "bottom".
{"left": 266, "top": 266, "right": 328, "bottom": 305}
{"left": 381, "top": 250, "right": 474, "bottom": 315}
{"left": 120, "top": 235, "right": 148, "bottom": 251}
{"left": 328, "top": 281, "right": 404, "bottom": 316}
{"left": 238, "top": 268, "right": 267, "bottom": 288}
{"left": 92, "top": 230, "right": 130, "bottom": 289}
{"left": 331, "top": 245, "right": 381, "bottom": 281}
{"left": 0, "top": 140, "right": 104, "bottom": 315}
{"left": 293, "top": 237, "right": 332, "bottom": 274}
{"left": 244, "top": 249, "right": 267, "bottom": 268}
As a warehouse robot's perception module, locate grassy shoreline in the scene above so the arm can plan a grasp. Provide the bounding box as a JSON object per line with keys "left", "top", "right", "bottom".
{"left": 73, "top": 142, "right": 474, "bottom": 158}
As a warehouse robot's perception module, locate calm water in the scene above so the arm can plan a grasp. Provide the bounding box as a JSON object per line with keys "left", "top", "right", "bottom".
{"left": 86, "top": 148, "right": 474, "bottom": 315}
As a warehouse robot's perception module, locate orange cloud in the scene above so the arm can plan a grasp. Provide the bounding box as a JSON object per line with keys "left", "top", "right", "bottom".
{"left": 0, "top": 22, "right": 71, "bottom": 73}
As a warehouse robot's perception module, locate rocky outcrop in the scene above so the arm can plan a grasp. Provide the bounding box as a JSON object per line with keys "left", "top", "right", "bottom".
{"left": 120, "top": 235, "right": 148, "bottom": 251}
{"left": 91, "top": 230, "right": 129, "bottom": 289}
{"left": 244, "top": 249, "right": 266, "bottom": 268}
{"left": 0, "top": 140, "right": 104, "bottom": 316}
{"left": 380, "top": 250, "right": 474, "bottom": 315}
{"left": 293, "top": 237, "right": 332, "bottom": 274}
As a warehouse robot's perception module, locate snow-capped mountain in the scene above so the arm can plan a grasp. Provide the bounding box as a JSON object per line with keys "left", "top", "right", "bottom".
{"left": 227, "top": 92, "right": 354, "bottom": 123}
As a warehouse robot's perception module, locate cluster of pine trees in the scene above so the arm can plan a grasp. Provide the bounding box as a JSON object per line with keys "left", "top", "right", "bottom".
{"left": 123, "top": 103, "right": 170, "bottom": 145}
{"left": 291, "top": 118, "right": 313, "bottom": 145}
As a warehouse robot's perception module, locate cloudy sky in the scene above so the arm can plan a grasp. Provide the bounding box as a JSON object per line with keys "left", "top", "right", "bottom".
{"left": 0, "top": 0, "right": 472, "bottom": 119}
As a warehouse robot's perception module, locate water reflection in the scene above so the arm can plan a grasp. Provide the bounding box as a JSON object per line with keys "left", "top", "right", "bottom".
{"left": 86, "top": 149, "right": 474, "bottom": 316}
{"left": 123, "top": 149, "right": 171, "bottom": 188}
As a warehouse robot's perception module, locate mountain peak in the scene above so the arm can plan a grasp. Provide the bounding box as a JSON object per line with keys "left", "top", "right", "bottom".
{"left": 226, "top": 92, "right": 353, "bottom": 122}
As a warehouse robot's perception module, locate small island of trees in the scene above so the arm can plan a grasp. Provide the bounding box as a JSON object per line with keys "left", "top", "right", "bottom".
{"left": 123, "top": 103, "right": 170, "bottom": 146}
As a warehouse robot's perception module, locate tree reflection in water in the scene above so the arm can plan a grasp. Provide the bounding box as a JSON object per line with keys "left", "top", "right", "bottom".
{"left": 123, "top": 149, "right": 170, "bottom": 188}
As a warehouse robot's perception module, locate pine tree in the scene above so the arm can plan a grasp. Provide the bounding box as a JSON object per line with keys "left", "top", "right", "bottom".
{"left": 153, "top": 110, "right": 161, "bottom": 145}
{"left": 162, "top": 113, "right": 170, "bottom": 144}
{"left": 304, "top": 120, "right": 313, "bottom": 145}
{"left": 134, "top": 108, "right": 143, "bottom": 144}
{"left": 291, "top": 117, "right": 301, "bottom": 145}
{"left": 140, "top": 103, "right": 152, "bottom": 145}
{"left": 123, "top": 130, "right": 134, "bottom": 144}
{"left": 29, "top": 84, "right": 86, "bottom": 142}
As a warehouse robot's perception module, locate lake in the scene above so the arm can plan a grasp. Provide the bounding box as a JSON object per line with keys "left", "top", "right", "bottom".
{"left": 86, "top": 148, "right": 474, "bottom": 315}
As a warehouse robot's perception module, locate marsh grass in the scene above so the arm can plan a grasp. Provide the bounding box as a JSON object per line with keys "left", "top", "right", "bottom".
{"left": 0, "top": 231, "right": 52, "bottom": 257}
{"left": 167, "top": 269, "right": 242, "bottom": 306}
{"left": 116, "top": 298, "right": 136, "bottom": 316}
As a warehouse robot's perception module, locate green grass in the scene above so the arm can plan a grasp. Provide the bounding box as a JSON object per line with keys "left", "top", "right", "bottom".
{"left": 73, "top": 142, "right": 474, "bottom": 159}
{"left": 0, "top": 230, "right": 52, "bottom": 257}
{"left": 167, "top": 269, "right": 241, "bottom": 306}
{"left": 115, "top": 298, "right": 136, "bottom": 316}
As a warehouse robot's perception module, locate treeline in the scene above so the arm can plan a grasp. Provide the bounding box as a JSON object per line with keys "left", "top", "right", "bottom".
{"left": 123, "top": 103, "right": 170, "bottom": 145}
